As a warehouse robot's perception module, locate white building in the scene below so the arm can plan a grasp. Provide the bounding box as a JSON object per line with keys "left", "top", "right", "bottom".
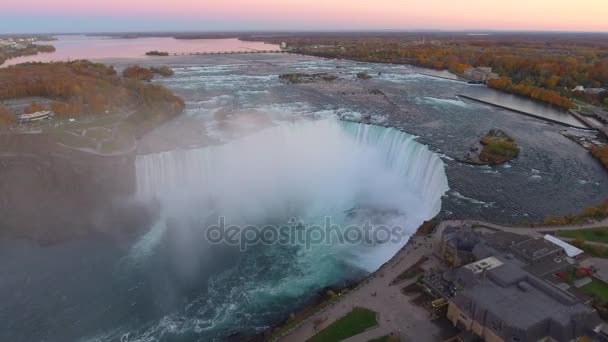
{"left": 543, "top": 234, "right": 584, "bottom": 258}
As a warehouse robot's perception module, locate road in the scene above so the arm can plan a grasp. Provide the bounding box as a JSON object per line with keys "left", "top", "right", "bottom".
{"left": 458, "top": 218, "right": 608, "bottom": 238}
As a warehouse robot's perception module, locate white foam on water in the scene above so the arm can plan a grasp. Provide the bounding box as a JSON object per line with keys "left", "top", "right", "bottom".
{"left": 124, "top": 119, "right": 449, "bottom": 342}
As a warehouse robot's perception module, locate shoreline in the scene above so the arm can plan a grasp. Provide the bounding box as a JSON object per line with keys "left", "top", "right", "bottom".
{"left": 418, "top": 72, "right": 468, "bottom": 83}
{"left": 262, "top": 231, "right": 423, "bottom": 341}
{"left": 458, "top": 94, "right": 593, "bottom": 130}
{"left": 268, "top": 219, "right": 449, "bottom": 342}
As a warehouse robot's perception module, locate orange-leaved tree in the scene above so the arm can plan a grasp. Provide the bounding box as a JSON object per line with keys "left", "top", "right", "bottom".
{"left": 24, "top": 101, "right": 46, "bottom": 114}
{"left": 0, "top": 104, "right": 15, "bottom": 125}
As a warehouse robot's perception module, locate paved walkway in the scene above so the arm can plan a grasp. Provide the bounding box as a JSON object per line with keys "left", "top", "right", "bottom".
{"left": 459, "top": 218, "right": 608, "bottom": 238}
{"left": 582, "top": 258, "right": 608, "bottom": 283}
{"left": 277, "top": 231, "right": 448, "bottom": 342}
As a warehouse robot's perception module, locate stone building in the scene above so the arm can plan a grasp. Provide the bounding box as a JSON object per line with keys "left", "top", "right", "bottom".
{"left": 463, "top": 67, "right": 499, "bottom": 83}
{"left": 441, "top": 225, "right": 481, "bottom": 267}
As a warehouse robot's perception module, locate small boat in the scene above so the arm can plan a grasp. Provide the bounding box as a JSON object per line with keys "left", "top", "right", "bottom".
{"left": 19, "top": 110, "right": 53, "bottom": 122}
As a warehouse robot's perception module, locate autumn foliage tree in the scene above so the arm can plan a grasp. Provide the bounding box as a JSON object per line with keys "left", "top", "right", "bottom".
{"left": 488, "top": 77, "right": 573, "bottom": 109}
{"left": 545, "top": 200, "right": 608, "bottom": 225}
{"left": 591, "top": 145, "right": 608, "bottom": 169}
{"left": 122, "top": 66, "right": 154, "bottom": 81}
{"left": 150, "top": 66, "right": 174, "bottom": 77}
{"left": 0, "top": 60, "right": 184, "bottom": 122}
{"left": 50, "top": 101, "right": 82, "bottom": 118}
{"left": 0, "top": 104, "right": 15, "bottom": 125}
{"left": 23, "top": 101, "right": 46, "bottom": 114}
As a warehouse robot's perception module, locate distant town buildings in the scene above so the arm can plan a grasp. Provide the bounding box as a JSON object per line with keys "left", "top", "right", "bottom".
{"left": 0, "top": 37, "right": 36, "bottom": 49}
{"left": 423, "top": 225, "right": 607, "bottom": 342}
{"left": 463, "top": 67, "right": 499, "bottom": 83}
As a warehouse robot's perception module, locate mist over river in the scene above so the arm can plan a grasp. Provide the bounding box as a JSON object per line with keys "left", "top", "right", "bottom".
{"left": 1, "top": 50, "right": 607, "bottom": 342}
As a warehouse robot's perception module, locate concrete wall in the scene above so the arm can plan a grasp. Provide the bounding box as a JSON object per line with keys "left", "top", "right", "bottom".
{"left": 448, "top": 302, "right": 506, "bottom": 342}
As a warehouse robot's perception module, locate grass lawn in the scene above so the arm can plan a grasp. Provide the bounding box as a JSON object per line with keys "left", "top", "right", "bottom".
{"left": 307, "top": 307, "right": 378, "bottom": 342}
{"left": 581, "top": 278, "right": 608, "bottom": 304}
{"left": 579, "top": 243, "right": 608, "bottom": 258}
{"left": 557, "top": 228, "right": 608, "bottom": 244}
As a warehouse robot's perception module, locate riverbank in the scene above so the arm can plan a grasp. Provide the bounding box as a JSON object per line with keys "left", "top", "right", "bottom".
{"left": 0, "top": 37, "right": 55, "bottom": 66}
{"left": 418, "top": 72, "right": 468, "bottom": 83}
{"left": 270, "top": 226, "right": 448, "bottom": 342}
{"left": 458, "top": 94, "right": 591, "bottom": 129}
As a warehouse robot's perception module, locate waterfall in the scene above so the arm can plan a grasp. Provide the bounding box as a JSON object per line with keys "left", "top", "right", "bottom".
{"left": 338, "top": 120, "right": 449, "bottom": 216}
{"left": 135, "top": 119, "right": 449, "bottom": 222}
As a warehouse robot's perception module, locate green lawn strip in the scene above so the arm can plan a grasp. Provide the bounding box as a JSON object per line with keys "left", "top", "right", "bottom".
{"left": 567, "top": 239, "right": 608, "bottom": 258}
{"left": 557, "top": 227, "right": 608, "bottom": 244}
{"left": 581, "top": 278, "right": 608, "bottom": 304}
{"left": 307, "top": 307, "right": 378, "bottom": 342}
{"left": 579, "top": 243, "right": 608, "bottom": 258}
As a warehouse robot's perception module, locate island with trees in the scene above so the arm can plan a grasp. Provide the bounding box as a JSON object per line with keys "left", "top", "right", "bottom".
{"left": 463, "top": 129, "right": 519, "bottom": 165}
{"left": 0, "top": 60, "right": 183, "bottom": 135}
{"left": 145, "top": 50, "right": 169, "bottom": 56}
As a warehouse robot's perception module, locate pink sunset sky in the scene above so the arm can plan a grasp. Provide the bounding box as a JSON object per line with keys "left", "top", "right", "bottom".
{"left": 1, "top": 0, "right": 607, "bottom": 33}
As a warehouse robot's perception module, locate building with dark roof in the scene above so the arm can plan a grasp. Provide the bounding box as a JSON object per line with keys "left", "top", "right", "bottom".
{"left": 426, "top": 226, "right": 606, "bottom": 341}
{"left": 446, "top": 256, "right": 603, "bottom": 342}
{"left": 442, "top": 225, "right": 481, "bottom": 267}
{"left": 509, "top": 237, "right": 564, "bottom": 264}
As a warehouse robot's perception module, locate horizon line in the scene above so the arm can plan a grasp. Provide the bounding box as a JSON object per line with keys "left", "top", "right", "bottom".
{"left": 2, "top": 28, "right": 608, "bottom": 36}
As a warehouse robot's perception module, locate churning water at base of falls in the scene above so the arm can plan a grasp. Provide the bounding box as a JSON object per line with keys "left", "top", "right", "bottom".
{"left": 113, "top": 119, "right": 448, "bottom": 341}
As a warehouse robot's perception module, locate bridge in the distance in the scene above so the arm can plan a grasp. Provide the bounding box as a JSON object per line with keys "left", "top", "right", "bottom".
{"left": 171, "top": 50, "right": 287, "bottom": 56}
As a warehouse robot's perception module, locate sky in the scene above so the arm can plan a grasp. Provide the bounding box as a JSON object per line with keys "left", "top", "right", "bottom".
{"left": 1, "top": 0, "right": 607, "bottom": 34}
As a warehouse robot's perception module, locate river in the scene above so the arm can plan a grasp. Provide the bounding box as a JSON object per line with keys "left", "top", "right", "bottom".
{"left": 3, "top": 35, "right": 278, "bottom": 66}
{"left": 1, "top": 42, "right": 607, "bottom": 342}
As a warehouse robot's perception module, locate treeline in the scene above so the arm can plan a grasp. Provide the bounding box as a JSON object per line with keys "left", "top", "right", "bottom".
{"left": 488, "top": 77, "right": 573, "bottom": 109}
{"left": 0, "top": 60, "right": 183, "bottom": 124}
{"left": 122, "top": 65, "right": 174, "bottom": 81}
{"left": 0, "top": 105, "right": 15, "bottom": 125}
{"left": 545, "top": 200, "right": 608, "bottom": 225}
{"left": 145, "top": 50, "right": 169, "bottom": 56}
{"left": 271, "top": 36, "right": 608, "bottom": 108}
{"left": 591, "top": 145, "right": 608, "bottom": 169}
{"left": 0, "top": 43, "right": 56, "bottom": 66}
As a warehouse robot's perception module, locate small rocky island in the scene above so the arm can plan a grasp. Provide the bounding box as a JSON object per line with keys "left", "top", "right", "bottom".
{"left": 145, "top": 50, "right": 169, "bottom": 56}
{"left": 464, "top": 129, "right": 519, "bottom": 165}
{"left": 279, "top": 72, "right": 338, "bottom": 83}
